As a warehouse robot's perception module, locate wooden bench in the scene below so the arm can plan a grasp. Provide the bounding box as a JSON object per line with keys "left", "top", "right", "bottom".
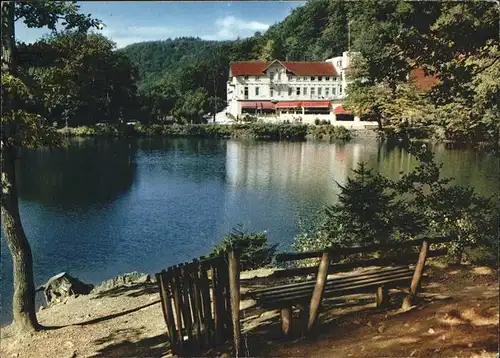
{"left": 244, "top": 236, "right": 452, "bottom": 336}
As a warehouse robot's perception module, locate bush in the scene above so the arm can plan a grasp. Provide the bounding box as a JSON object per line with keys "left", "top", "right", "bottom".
{"left": 72, "top": 126, "right": 97, "bottom": 136}
{"left": 210, "top": 226, "right": 278, "bottom": 271}
{"left": 307, "top": 125, "right": 352, "bottom": 140}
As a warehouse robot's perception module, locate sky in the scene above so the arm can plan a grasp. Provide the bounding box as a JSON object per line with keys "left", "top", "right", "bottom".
{"left": 16, "top": 1, "right": 306, "bottom": 49}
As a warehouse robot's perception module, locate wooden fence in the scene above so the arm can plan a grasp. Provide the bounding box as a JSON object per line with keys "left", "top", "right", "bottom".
{"left": 155, "top": 249, "right": 241, "bottom": 356}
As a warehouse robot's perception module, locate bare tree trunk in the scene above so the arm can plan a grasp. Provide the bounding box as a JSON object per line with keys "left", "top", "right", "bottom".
{"left": 1, "top": 150, "right": 40, "bottom": 332}
{"left": 1, "top": 1, "right": 40, "bottom": 332}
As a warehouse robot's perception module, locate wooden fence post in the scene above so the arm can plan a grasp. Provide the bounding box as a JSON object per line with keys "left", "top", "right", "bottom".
{"left": 210, "top": 261, "right": 223, "bottom": 344}
{"left": 156, "top": 271, "right": 178, "bottom": 354}
{"left": 227, "top": 248, "right": 241, "bottom": 357}
{"left": 199, "top": 259, "right": 214, "bottom": 346}
{"left": 402, "top": 239, "right": 430, "bottom": 309}
{"left": 376, "top": 285, "right": 388, "bottom": 308}
{"left": 307, "top": 250, "right": 330, "bottom": 331}
{"left": 179, "top": 264, "right": 194, "bottom": 345}
{"left": 190, "top": 260, "right": 203, "bottom": 349}
{"left": 280, "top": 306, "right": 293, "bottom": 336}
{"left": 169, "top": 266, "right": 185, "bottom": 354}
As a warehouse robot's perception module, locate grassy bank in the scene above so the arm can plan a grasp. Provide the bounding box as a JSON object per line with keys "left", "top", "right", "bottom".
{"left": 58, "top": 123, "right": 353, "bottom": 141}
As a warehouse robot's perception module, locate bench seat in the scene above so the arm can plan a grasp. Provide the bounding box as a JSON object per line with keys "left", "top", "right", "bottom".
{"left": 247, "top": 265, "right": 413, "bottom": 308}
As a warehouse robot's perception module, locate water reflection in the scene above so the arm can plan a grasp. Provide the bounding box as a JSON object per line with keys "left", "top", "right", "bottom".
{"left": 16, "top": 138, "right": 138, "bottom": 210}
{"left": 225, "top": 140, "right": 498, "bottom": 199}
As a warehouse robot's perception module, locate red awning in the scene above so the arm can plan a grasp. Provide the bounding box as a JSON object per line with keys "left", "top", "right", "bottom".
{"left": 276, "top": 101, "right": 302, "bottom": 108}
{"left": 240, "top": 101, "right": 276, "bottom": 109}
{"left": 301, "top": 101, "right": 331, "bottom": 108}
{"left": 334, "top": 105, "right": 351, "bottom": 114}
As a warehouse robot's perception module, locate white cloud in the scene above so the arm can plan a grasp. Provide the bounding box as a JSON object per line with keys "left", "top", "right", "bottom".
{"left": 202, "top": 16, "right": 269, "bottom": 41}
{"left": 96, "top": 25, "right": 178, "bottom": 48}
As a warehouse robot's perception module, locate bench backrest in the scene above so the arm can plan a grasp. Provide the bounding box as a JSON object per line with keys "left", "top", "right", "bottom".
{"left": 272, "top": 236, "right": 453, "bottom": 279}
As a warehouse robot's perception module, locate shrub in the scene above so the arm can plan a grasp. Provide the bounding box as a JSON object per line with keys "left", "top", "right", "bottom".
{"left": 210, "top": 226, "right": 278, "bottom": 271}
{"left": 314, "top": 118, "right": 321, "bottom": 125}
{"left": 307, "top": 125, "right": 352, "bottom": 140}
{"left": 73, "top": 126, "right": 97, "bottom": 136}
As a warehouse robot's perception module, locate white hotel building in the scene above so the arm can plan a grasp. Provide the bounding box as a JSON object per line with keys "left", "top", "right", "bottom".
{"left": 224, "top": 52, "right": 377, "bottom": 127}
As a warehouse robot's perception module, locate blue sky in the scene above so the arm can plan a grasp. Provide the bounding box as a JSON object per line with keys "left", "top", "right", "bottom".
{"left": 16, "top": 1, "right": 305, "bottom": 48}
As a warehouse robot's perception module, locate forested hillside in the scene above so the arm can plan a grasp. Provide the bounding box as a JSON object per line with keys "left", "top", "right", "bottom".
{"left": 119, "top": 0, "right": 350, "bottom": 93}
{"left": 14, "top": 0, "right": 499, "bottom": 145}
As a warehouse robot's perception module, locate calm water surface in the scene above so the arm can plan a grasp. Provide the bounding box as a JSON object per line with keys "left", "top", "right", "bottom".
{"left": 1, "top": 138, "right": 498, "bottom": 323}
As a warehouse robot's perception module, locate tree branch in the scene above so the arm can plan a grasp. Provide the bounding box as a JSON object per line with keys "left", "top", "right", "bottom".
{"left": 472, "top": 56, "right": 500, "bottom": 76}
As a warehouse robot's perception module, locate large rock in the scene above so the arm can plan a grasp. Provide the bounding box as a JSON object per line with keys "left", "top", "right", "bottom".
{"left": 38, "top": 272, "right": 93, "bottom": 305}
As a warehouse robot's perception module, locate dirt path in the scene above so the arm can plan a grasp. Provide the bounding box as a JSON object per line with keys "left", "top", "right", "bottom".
{"left": 0, "top": 264, "right": 497, "bottom": 357}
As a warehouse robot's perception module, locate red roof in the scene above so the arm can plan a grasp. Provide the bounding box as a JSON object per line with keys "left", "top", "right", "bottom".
{"left": 276, "top": 101, "right": 302, "bottom": 108}
{"left": 231, "top": 62, "right": 269, "bottom": 76}
{"left": 410, "top": 68, "right": 439, "bottom": 92}
{"left": 230, "top": 61, "right": 336, "bottom": 77}
{"left": 302, "top": 101, "right": 331, "bottom": 108}
{"left": 283, "top": 62, "right": 336, "bottom": 76}
{"left": 240, "top": 101, "right": 276, "bottom": 109}
{"left": 334, "top": 105, "right": 351, "bottom": 114}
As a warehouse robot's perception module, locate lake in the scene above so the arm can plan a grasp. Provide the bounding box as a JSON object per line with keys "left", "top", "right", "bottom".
{"left": 1, "top": 138, "right": 498, "bottom": 324}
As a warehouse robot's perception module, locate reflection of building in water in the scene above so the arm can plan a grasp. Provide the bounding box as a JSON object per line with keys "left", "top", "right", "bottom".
{"left": 225, "top": 140, "right": 371, "bottom": 204}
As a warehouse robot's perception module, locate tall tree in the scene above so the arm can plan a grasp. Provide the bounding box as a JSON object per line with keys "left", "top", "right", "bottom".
{"left": 27, "top": 31, "right": 138, "bottom": 126}
{"left": 1, "top": 1, "right": 100, "bottom": 332}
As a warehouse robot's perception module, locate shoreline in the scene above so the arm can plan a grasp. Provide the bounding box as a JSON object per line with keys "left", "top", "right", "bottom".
{"left": 55, "top": 124, "right": 497, "bottom": 150}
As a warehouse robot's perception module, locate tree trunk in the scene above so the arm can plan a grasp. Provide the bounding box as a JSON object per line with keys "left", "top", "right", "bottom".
{"left": 1, "top": 151, "right": 40, "bottom": 332}
{"left": 1, "top": 1, "right": 40, "bottom": 332}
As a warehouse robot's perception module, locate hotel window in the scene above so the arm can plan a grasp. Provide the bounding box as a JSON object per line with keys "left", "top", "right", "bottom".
{"left": 277, "top": 72, "right": 282, "bottom": 81}
{"left": 244, "top": 76, "right": 249, "bottom": 80}
{"left": 270, "top": 71, "right": 274, "bottom": 79}
{"left": 318, "top": 87, "right": 322, "bottom": 96}
{"left": 339, "top": 84, "right": 343, "bottom": 94}
{"left": 244, "top": 86, "right": 249, "bottom": 99}
{"left": 318, "top": 76, "right": 323, "bottom": 81}
{"left": 325, "top": 87, "right": 329, "bottom": 97}
{"left": 277, "top": 88, "right": 281, "bottom": 96}
{"left": 310, "top": 76, "right": 315, "bottom": 81}
{"left": 270, "top": 88, "right": 274, "bottom": 97}
{"left": 311, "top": 87, "right": 315, "bottom": 96}
{"left": 288, "top": 87, "right": 293, "bottom": 96}
{"left": 326, "top": 76, "right": 330, "bottom": 81}
{"left": 255, "top": 87, "right": 260, "bottom": 96}
{"left": 332, "top": 87, "right": 336, "bottom": 95}
{"left": 303, "top": 87, "right": 307, "bottom": 95}
{"left": 296, "top": 87, "right": 301, "bottom": 95}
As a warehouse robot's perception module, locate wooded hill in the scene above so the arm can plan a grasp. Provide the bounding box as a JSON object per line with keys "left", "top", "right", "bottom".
{"left": 16, "top": 0, "right": 499, "bottom": 145}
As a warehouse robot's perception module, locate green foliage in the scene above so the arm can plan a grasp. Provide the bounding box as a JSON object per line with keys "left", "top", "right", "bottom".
{"left": 1, "top": 73, "right": 61, "bottom": 149}
{"left": 346, "top": 1, "right": 499, "bottom": 147}
{"left": 210, "top": 226, "right": 278, "bottom": 271}
{"left": 15, "top": 1, "right": 102, "bottom": 32}
{"left": 307, "top": 125, "right": 352, "bottom": 140}
{"left": 63, "top": 123, "right": 312, "bottom": 140}
{"left": 293, "top": 148, "right": 499, "bottom": 263}
{"left": 242, "top": 123, "right": 308, "bottom": 140}
{"left": 22, "top": 31, "right": 138, "bottom": 127}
